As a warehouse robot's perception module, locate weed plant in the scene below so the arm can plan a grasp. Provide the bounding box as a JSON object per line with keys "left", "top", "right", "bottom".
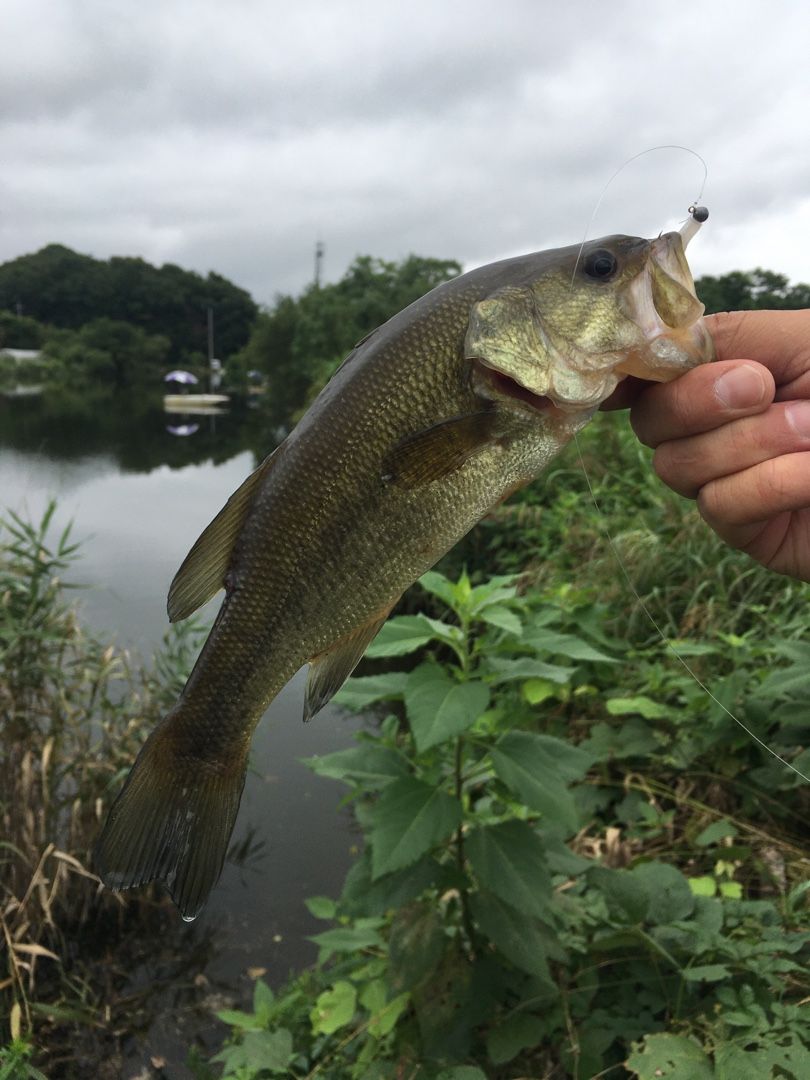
{"left": 0, "top": 503, "right": 206, "bottom": 1070}
{"left": 206, "top": 412, "right": 810, "bottom": 1079}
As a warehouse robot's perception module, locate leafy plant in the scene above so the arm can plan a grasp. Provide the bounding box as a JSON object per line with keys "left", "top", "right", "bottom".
{"left": 209, "top": 568, "right": 810, "bottom": 1078}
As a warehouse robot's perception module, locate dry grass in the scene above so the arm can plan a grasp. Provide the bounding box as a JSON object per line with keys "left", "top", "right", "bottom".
{"left": 0, "top": 504, "right": 183, "bottom": 1042}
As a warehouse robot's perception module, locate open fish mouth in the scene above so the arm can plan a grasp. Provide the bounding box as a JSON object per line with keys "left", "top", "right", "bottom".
{"left": 465, "top": 214, "right": 714, "bottom": 417}
{"left": 472, "top": 359, "right": 555, "bottom": 413}
{"left": 614, "top": 229, "right": 714, "bottom": 382}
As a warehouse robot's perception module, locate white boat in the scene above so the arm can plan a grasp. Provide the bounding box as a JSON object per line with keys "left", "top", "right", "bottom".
{"left": 163, "top": 393, "right": 229, "bottom": 410}
{"left": 163, "top": 309, "right": 231, "bottom": 411}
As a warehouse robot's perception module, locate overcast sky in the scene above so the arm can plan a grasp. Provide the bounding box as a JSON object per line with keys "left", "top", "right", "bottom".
{"left": 2, "top": 0, "right": 808, "bottom": 307}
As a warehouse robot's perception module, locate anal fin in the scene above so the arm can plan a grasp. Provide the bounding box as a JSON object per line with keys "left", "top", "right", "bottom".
{"left": 167, "top": 449, "right": 278, "bottom": 622}
{"left": 304, "top": 610, "right": 391, "bottom": 721}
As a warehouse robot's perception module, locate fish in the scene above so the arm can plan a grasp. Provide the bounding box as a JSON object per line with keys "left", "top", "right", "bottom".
{"left": 94, "top": 222, "right": 714, "bottom": 920}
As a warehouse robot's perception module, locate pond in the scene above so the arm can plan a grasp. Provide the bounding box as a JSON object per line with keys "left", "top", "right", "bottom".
{"left": 0, "top": 390, "right": 363, "bottom": 1073}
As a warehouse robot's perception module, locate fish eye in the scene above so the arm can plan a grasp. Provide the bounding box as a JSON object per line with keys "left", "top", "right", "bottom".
{"left": 583, "top": 249, "right": 619, "bottom": 281}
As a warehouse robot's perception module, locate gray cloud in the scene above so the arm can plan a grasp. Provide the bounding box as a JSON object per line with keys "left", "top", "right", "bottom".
{"left": 2, "top": 0, "right": 809, "bottom": 309}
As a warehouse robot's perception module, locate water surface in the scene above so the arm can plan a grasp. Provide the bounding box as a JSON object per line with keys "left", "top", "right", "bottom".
{"left": 1, "top": 391, "right": 362, "bottom": 1072}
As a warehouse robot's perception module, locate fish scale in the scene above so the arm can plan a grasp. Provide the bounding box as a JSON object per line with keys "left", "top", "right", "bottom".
{"left": 95, "top": 229, "right": 713, "bottom": 918}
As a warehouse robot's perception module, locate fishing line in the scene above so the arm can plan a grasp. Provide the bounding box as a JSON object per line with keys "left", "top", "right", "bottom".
{"left": 571, "top": 144, "right": 709, "bottom": 284}
{"left": 574, "top": 435, "right": 810, "bottom": 786}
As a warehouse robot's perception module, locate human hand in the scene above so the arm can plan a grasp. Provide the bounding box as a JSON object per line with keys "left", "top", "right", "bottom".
{"left": 617, "top": 310, "right": 810, "bottom": 582}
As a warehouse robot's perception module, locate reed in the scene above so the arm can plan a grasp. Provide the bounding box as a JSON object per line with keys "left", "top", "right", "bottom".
{"left": 0, "top": 503, "right": 198, "bottom": 1040}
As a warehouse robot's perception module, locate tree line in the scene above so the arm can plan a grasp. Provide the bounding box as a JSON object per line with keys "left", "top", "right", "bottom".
{"left": 0, "top": 242, "right": 807, "bottom": 402}
{"left": 0, "top": 244, "right": 258, "bottom": 377}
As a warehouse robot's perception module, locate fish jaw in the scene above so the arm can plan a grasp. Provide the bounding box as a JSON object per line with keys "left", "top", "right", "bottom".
{"left": 614, "top": 231, "right": 715, "bottom": 382}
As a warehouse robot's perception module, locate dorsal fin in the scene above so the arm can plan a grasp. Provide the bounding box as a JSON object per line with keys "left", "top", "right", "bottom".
{"left": 304, "top": 608, "right": 392, "bottom": 721}
{"left": 167, "top": 450, "right": 278, "bottom": 622}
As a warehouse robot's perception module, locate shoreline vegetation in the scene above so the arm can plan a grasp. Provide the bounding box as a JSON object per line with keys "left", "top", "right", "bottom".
{"left": 3, "top": 249, "right": 810, "bottom": 1076}
{"left": 4, "top": 416, "right": 810, "bottom": 1076}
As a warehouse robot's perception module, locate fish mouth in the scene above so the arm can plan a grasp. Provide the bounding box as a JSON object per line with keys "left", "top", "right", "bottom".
{"left": 615, "top": 231, "right": 714, "bottom": 382}
{"left": 471, "top": 358, "right": 556, "bottom": 413}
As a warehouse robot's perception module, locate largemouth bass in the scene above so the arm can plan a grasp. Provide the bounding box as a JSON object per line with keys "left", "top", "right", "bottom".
{"left": 95, "top": 225, "right": 714, "bottom": 919}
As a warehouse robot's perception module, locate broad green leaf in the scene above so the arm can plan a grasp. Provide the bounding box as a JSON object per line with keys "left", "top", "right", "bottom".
{"left": 539, "top": 831, "right": 592, "bottom": 877}
{"left": 411, "top": 944, "right": 478, "bottom": 1060}
{"left": 695, "top": 820, "right": 738, "bottom": 847}
{"left": 309, "top": 923, "right": 384, "bottom": 953}
{"left": 358, "top": 978, "right": 386, "bottom": 1015}
{"left": 757, "top": 665, "right": 810, "bottom": 698}
{"left": 688, "top": 876, "right": 717, "bottom": 898}
{"left": 718, "top": 881, "right": 742, "bottom": 899}
{"left": 419, "top": 569, "right": 457, "bottom": 607}
{"left": 213, "top": 1028, "right": 293, "bottom": 1074}
{"left": 581, "top": 719, "right": 660, "bottom": 759}
{"left": 304, "top": 895, "right": 336, "bottom": 920}
{"left": 716, "top": 1035, "right": 810, "bottom": 1080}
{"left": 487, "top": 656, "right": 573, "bottom": 685}
{"left": 420, "top": 614, "right": 465, "bottom": 650}
{"left": 310, "top": 981, "right": 357, "bottom": 1035}
{"left": 523, "top": 627, "right": 618, "bottom": 664}
{"left": 466, "top": 821, "right": 552, "bottom": 918}
{"left": 469, "top": 579, "right": 519, "bottom": 615}
{"left": 304, "top": 745, "right": 407, "bottom": 787}
{"left": 631, "top": 862, "right": 694, "bottom": 925}
{"left": 667, "top": 639, "right": 722, "bottom": 657}
{"left": 469, "top": 890, "right": 551, "bottom": 977}
{"left": 405, "top": 664, "right": 490, "bottom": 751}
{"left": 606, "top": 696, "right": 670, "bottom": 719}
{"left": 682, "top": 964, "right": 730, "bottom": 982}
{"left": 589, "top": 866, "right": 650, "bottom": 925}
{"left": 626, "top": 1033, "right": 713, "bottom": 1079}
{"left": 215, "top": 1007, "right": 265, "bottom": 1031}
{"left": 359, "top": 981, "right": 410, "bottom": 1038}
{"left": 365, "top": 615, "right": 440, "bottom": 657}
{"left": 436, "top": 1069, "right": 488, "bottom": 1080}
{"left": 339, "top": 852, "right": 439, "bottom": 917}
{"left": 522, "top": 678, "right": 558, "bottom": 705}
{"left": 478, "top": 604, "right": 522, "bottom": 636}
{"left": 388, "top": 901, "right": 445, "bottom": 991}
{"left": 490, "top": 733, "right": 580, "bottom": 833}
{"left": 370, "top": 777, "right": 462, "bottom": 878}
{"left": 487, "top": 1012, "right": 545, "bottom": 1065}
{"left": 333, "top": 671, "right": 408, "bottom": 709}
{"left": 252, "top": 979, "right": 275, "bottom": 1025}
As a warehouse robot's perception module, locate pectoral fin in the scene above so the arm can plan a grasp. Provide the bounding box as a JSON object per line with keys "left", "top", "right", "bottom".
{"left": 304, "top": 610, "right": 391, "bottom": 721}
{"left": 167, "top": 449, "right": 278, "bottom": 622}
{"left": 381, "top": 411, "right": 497, "bottom": 489}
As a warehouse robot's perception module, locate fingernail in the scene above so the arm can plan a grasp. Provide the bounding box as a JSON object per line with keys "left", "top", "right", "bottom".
{"left": 714, "top": 364, "right": 767, "bottom": 409}
{"left": 785, "top": 400, "right": 810, "bottom": 437}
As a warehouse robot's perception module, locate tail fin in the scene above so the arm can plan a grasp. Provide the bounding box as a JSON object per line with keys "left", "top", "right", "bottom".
{"left": 94, "top": 719, "right": 248, "bottom": 921}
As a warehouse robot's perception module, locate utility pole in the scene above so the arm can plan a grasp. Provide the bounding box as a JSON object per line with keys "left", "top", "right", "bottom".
{"left": 314, "top": 240, "right": 325, "bottom": 287}
{"left": 206, "top": 305, "right": 214, "bottom": 363}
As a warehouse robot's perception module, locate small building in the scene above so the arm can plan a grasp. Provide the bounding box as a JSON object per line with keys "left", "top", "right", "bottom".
{"left": 0, "top": 348, "right": 42, "bottom": 363}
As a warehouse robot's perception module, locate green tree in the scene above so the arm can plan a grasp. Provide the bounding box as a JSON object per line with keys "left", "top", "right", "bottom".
{"left": 234, "top": 254, "right": 461, "bottom": 425}
{"left": 0, "top": 311, "right": 47, "bottom": 350}
{"left": 42, "top": 318, "right": 171, "bottom": 388}
{"left": 695, "top": 267, "right": 810, "bottom": 313}
{"left": 0, "top": 245, "right": 258, "bottom": 364}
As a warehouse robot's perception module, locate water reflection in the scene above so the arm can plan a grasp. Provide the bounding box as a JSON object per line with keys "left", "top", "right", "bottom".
{"left": 0, "top": 389, "right": 361, "bottom": 1014}
{"left": 0, "top": 385, "right": 272, "bottom": 473}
